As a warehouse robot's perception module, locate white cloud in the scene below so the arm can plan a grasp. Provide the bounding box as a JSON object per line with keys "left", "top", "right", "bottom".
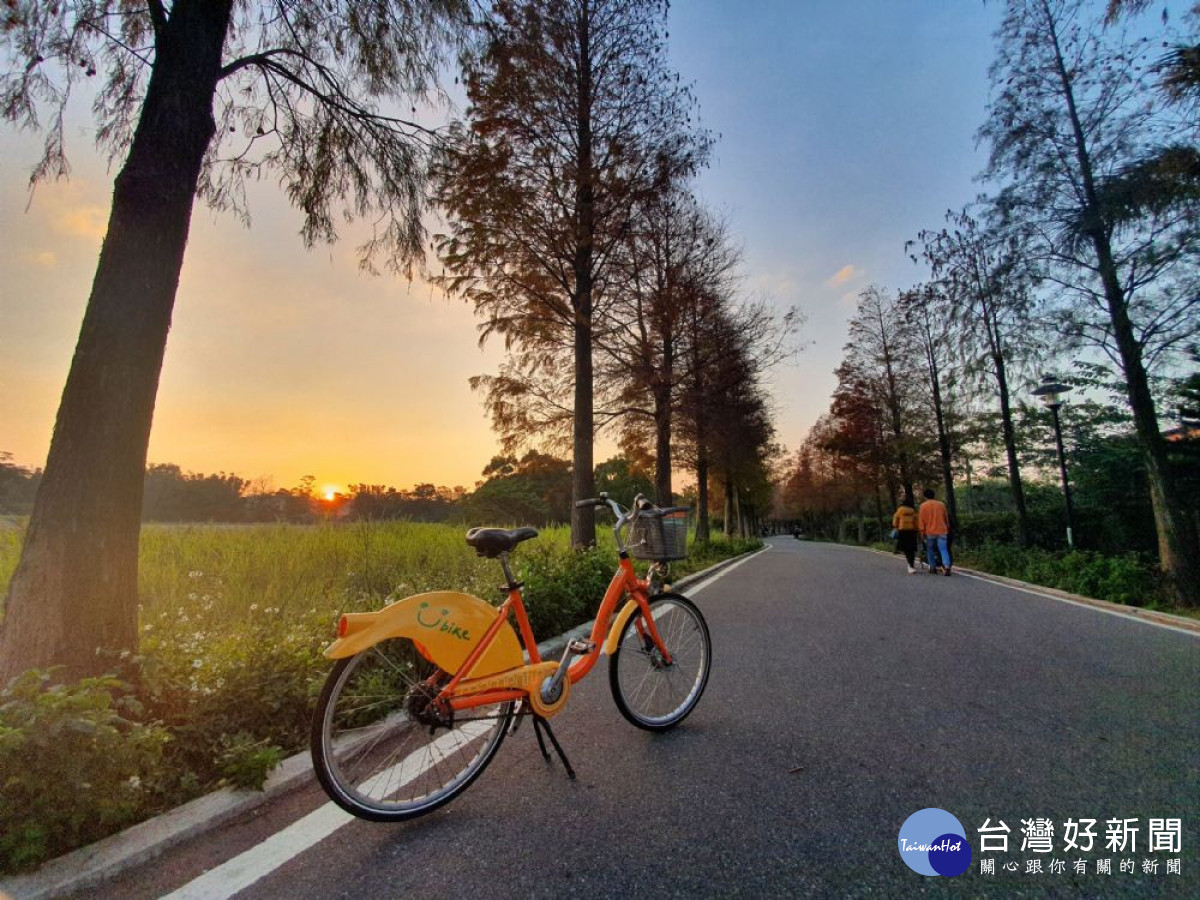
{"left": 54, "top": 205, "right": 107, "bottom": 239}
{"left": 824, "top": 264, "right": 861, "bottom": 288}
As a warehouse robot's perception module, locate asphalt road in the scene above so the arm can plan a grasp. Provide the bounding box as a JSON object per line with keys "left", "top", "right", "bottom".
{"left": 76, "top": 538, "right": 1199, "bottom": 899}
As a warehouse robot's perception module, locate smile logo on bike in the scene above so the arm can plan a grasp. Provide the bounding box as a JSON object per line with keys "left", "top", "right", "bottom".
{"left": 897, "top": 808, "right": 972, "bottom": 877}
{"left": 416, "top": 602, "right": 471, "bottom": 641}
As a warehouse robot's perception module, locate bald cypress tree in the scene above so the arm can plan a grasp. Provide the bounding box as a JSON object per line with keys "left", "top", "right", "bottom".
{"left": 0, "top": 1, "right": 469, "bottom": 679}
{"left": 434, "top": 0, "right": 703, "bottom": 547}
{"left": 981, "top": 0, "right": 1200, "bottom": 603}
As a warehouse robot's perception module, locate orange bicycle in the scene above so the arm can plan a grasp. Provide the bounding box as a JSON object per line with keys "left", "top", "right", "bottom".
{"left": 310, "top": 493, "right": 712, "bottom": 821}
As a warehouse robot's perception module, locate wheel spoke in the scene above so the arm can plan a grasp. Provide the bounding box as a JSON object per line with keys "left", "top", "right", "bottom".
{"left": 313, "top": 638, "right": 511, "bottom": 820}
{"left": 612, "top": 595, "right": 710, "bottom": 730}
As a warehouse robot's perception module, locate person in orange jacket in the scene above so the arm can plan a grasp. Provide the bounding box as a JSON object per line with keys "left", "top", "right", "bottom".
{"left": 892, "top": 494, "right": 920, "bottom": 574}
{"left": 918, "top": 487, "right": 952, "bottom": 576}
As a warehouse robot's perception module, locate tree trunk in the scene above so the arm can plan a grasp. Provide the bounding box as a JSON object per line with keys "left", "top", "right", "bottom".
{"left": 994, "top": 351, "right": 1030, "bottom": 546}
{"left": 927, "top": 347, "right": 958, "bottom": 530}
{"left": 569, "top": 1, "right": 596, "bottom": 549}
{"left": 1037, "top": 0, "right": 1199, "bottom": 604}
{"left": 0, "top": 1, "right": 234, "bottom": 681}
{"left": 653, "top": 330, "right": 673, "bottom": 505}
{"left": 696, "top": 427, "right": 710, "bottom": 547}
{"left": 691, "top": 334, "right": 710, "bottom": 542}
{"left": 732, "top": 483, "right": 743, "bottom": 538}
{"left": 1094, "top": 237, "right": 1200, "bottom": 604}
{"left": 722, "top": 476, "right": 733, "bottom": 538}
{"left": 570, "top": 295, "right": 596, "bottom": 548}
{"left": 879, "top": 322, "right": 912, "bottom": 496}
{"left": 653, "top": 399, "right": 672, "bottom": 505}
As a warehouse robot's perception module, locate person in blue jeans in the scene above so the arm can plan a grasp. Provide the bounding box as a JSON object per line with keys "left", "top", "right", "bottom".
{"left": 918, "top": 488, "right": 952, "bottom": 576}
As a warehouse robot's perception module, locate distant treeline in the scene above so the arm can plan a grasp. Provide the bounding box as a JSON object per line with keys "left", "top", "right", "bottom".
{"left": 0, "top": 453, "right": 40, "bottom": 515}
{"left": 0, "top": 450, "right": 667, "bottom": 527}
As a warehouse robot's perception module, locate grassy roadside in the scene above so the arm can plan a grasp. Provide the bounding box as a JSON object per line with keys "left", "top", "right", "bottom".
{"left": 0, "top": 520, "right": 759, "bottom": 873}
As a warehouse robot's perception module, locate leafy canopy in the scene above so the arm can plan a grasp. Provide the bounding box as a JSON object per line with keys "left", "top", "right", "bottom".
{"left": 2, "top": 0, "right": 471, "bottom": 273}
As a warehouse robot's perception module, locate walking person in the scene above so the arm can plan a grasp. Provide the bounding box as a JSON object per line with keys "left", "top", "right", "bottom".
{"left": 892, "top": 494, "right": 920, "bottom": 574}
{"left": 918, "top": 487, "right": 952, "bottom": 576}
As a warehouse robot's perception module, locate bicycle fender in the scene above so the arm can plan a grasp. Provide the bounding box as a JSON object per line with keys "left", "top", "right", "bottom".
{"left": 324, "top": 591, "right": 524, "bottom": 678}
{"left": 602, "top": 599, "right": 641, "bottom": 655}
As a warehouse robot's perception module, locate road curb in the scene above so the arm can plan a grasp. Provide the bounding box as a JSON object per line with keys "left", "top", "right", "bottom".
{"left": 0, "top": 749, "right": 315, "bottom": 900}
{"left": 855, "top": 543, "right": 1200, "bottom": 636}
{"left": 0, "top": 545, "right": 764, "bottom": 900}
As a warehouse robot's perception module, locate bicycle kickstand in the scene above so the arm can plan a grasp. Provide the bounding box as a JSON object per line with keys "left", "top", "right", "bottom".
{"left": 532, "top": 714, "right": 576, "bottom": 780}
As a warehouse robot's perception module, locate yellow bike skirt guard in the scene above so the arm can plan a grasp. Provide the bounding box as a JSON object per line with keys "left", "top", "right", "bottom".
{"left": 324, "top": 591, "right": 524, "bottom": 678}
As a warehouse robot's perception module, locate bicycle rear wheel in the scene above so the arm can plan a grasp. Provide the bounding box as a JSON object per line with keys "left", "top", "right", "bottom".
{"left": 609, "top": 593, "right": 711, "bottom": 731}
{"left": 311, "top": 637, "right": 512, "bottom": 822}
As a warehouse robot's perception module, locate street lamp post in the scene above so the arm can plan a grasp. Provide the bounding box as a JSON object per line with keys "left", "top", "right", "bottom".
{"left": 1032, "top": 374, "right": 1076, "bottom": 550}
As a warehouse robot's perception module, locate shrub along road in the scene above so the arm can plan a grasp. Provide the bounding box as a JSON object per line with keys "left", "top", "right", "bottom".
{"left": 59, "top": 538, "right": 1199, "bottom": 898}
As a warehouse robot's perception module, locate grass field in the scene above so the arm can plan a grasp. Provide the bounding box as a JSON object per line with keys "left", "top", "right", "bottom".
{"left": 0, "top": 519, "right": 759, "bottom": 872}
{"left": 2, "top": 519, "right": 751, "bottom": 634}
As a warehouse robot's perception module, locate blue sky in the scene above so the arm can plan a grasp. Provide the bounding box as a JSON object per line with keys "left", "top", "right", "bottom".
{"left": 0, "top": 2, "right": 1003, "bottom": 491}
{"left": 668, "top": 0, "right": 1001, "bottom": 453}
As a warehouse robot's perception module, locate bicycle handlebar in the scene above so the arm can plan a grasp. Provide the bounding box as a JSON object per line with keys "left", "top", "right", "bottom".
{"left": 569, "top": 493, "right": 667, "bottom": 555}
{"left": 574, "top": 493, "right": 656, "bottom": 513}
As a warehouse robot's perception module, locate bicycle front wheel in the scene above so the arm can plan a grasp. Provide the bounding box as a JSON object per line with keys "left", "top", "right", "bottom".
{"left": 311, "top": 637, "right": 513, "bottom": 822}
{"left": 609, "top": 593, "right": 711, "bottom": 731}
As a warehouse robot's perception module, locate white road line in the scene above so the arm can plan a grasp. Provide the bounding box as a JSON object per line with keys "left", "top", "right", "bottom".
{"left": 160, "top": 545, "right": 771, "bottom": 899}
{"left": 160, "top": 723, "right": 491, "bottom": 900}
{"left": 159, "top": 802, "right": 354, "bottom": 900}
{"left": 952, "top": 570, "right": 1200, "bottom": 638}
{"left": 847, "top": 542, "right": 1200, "bottom": 639}
{"left": 687, "top": 546, "right": 770, "bottom": 596}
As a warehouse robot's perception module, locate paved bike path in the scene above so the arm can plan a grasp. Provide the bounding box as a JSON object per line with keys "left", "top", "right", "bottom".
{"left": 60, "top": 539, "right": 1199, "bottom": 898}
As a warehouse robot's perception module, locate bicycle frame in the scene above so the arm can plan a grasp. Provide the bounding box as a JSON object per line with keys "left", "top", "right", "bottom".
{"left": 441, "top": 553, "right": 673, "bottom": 716}
{"left": 311, "top": 492, "right": 710, "bottom": 821}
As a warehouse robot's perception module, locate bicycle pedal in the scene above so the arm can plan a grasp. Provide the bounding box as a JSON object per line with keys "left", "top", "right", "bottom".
{"left": 568, "top": 639, "right": 596, "bottom": 654}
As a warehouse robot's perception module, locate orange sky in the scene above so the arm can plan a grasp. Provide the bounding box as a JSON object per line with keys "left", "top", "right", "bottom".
{"left": 0, "top": 157, "right": 512, "bottom": 492}
{"left": 1, "top": 3, "right": 999, "bottom": 493}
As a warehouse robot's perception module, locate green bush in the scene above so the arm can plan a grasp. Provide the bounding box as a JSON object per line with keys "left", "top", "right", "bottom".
{"left": 0, "top": 670, "right": 168, "bottom": 872}
{"left": 519, "top": 543, "right": 613, "bottom": 638}
{"left": 955, "top": 542, "right": 1162, "bottom": 607}
{"left": 0, "top": 521, "right": 760, "bottom": 874}
{"left": 517, "top": 535, "right": 762, "bottom": 639}
{"left": 137, "top": 598, "right": 330, "bottom": 800}
{"left": 214, "top": 733, "right": 284, "bottom": 790}
{"left": 953, "top": 506, "right": 1156, "bottom": 556}
{"left": 687, "top": 535, "right": 763, "bottom": 570}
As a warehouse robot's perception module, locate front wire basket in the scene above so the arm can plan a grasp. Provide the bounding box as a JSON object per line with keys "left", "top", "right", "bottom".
{"left": 627, "top": 507, "right": 690, "bottom": 561}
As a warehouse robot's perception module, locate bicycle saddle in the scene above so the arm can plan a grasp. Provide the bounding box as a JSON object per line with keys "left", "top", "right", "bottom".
{"left": 465, "top": 526, "right": 539, "bottom": 557}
